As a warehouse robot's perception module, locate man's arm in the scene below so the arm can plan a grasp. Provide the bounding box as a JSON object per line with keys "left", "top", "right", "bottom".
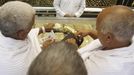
{"left": 53, "top": 0, "right": 66, "bottom": 17}
{"left": 75, "top": 0, "right": 86, "bottom": 17}
{"left": 76, "top": 29, "right": 98, "bottom": 39}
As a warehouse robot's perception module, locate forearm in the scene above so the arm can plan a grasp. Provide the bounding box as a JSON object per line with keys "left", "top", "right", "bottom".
{"left": 76, "top": 29, "right": 98, "bottom": 39}
{"left": 87, "top": 30, "right": 98, "bottom": 39}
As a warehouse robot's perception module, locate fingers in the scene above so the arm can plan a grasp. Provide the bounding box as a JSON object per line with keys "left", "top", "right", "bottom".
{"left": 44, "top": 23, "right": 55, "bottom": 32}
{"left": 42, "top": 39, "right": 55, "bottom": 48}
{"left": 76, "top": 31, "right": 89, "bottom": 37}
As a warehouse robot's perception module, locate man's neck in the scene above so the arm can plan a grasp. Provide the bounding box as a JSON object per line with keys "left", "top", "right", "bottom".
{"left": 103, "top": 41, "right": 131, "bottom": 50}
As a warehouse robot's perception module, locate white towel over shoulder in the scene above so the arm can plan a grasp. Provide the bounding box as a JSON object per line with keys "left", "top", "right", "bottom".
{"left": 0, "top": 28, "right": 41, "bottom": 75}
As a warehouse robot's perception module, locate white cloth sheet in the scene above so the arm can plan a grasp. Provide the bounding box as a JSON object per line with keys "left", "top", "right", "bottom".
{"left": 0, "top": 28, "right": 41, "bottom": 75}
{"left": 78, "top": 38, "right": 134, "bottom": 75}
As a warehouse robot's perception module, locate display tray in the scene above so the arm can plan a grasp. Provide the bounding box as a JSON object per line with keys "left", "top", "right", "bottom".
{"left": 35, "top": 17, "right": 96, "bottom": 47}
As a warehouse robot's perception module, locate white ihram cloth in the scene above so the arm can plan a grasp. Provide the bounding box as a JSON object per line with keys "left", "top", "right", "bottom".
{"left": 53, "top": 0, "right": 86, "bottom": 17}
{"left": 78, "top": 38, "right": 134, "bottom": 75}
{"left": 0, "top": 28, "right": 41, "bottom": 75}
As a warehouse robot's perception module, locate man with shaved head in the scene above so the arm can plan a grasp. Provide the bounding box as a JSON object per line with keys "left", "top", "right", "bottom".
{"left": 0, "top": 1, "right": 54, "bottom": 75}
{"left": 28, "top": 41, "right": 87, "bottom": 75}
{"left": 78, "top": 5, "right": 134, "bottom": 75}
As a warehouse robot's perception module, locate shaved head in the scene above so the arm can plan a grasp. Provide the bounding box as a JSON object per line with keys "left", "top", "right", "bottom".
{"left": 97, "top": 5, "right": 134, "bottom": 42}
{"left": 0, "top": 1, "right": 35, "bottom": 39}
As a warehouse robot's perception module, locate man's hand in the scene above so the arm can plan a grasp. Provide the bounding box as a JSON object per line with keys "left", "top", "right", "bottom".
{"left": 65, "top": 38, "right": 77, "bottom": 46}
{"left": 39, "top": 23, "right": 55, "bottom": 35}
{"left": 76, "top": 30, "right": 91, "bottom": 37}
{"left": 42, "top": 39, "right": 55, "bottom": 48}
{"left": 76, "top": 30, "right": 98, "bottom": 39}
{"left": 64, "top": 14, "right": 77, "bottom": 17}
{"left": 64, "top": 14, "right": 71, "bottom": 17}
{"left": 44, "top": 23, "right": 55, "bottom": 32}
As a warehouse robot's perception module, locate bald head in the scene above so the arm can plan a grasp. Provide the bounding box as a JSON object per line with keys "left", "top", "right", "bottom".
{"left": 28, "top": 41, "right": 87, "bottom": 75}
{"left": 97, "top": 5, "right": 134, "bottom": 42}
{"left": 0, "top": 1, "right": 35, "bottom": 39}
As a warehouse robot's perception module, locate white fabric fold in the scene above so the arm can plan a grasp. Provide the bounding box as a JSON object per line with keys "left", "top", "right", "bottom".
{"left": 0, "top": 28, "right": 41, "bottom": 75}
{"left": 53, "top": 0, "right": 85, "bottom": 17}
{"left": 79, "top": 37, "right": 134, "bottom": 75}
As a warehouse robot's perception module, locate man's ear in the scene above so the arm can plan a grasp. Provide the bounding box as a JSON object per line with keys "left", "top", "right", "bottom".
{"left": 105, "top": 32, "right": 114, "bottom": 43}
{"left": 17, "top": 30, "right": 27, "bottom": 40}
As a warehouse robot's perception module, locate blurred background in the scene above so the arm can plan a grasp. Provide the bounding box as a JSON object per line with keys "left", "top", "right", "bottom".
{"left": 0, "top": 0, "right": 133, "bottom": 7}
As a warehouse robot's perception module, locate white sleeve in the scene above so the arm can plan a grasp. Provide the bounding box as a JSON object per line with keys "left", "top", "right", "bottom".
{"left": 28, "top": 28, "right": 41, "bottom": 53}
{"left": 53, "top": 0, "right": 65, "bottom": 17}
{"left": 78, "top": 39, "right": 102, "bottom": 54}
{"left": 78, "top": 39, "right": 102, "bottom": 60}
{"left": 29, "top": 28, "right": 39, "bottom": 37}
{"left": 75, "top": 0, "right": 86, "bottom": 17}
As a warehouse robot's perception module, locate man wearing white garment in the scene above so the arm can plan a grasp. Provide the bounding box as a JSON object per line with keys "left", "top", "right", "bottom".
{"left": 78, "top": 5, "right": 134, "bottom": 75}
{"left": 53, "top": 0, "right": 86, "bottom": 17}
{"left": 0, "top": 1, "right": 54, "bottom": 75}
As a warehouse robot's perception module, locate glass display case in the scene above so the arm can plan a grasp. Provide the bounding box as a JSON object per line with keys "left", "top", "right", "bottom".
{"left": 0, "top": 0, "right": 133, "bottom": 47}
{"left": 35, "top": 17, "right": 96, "bottom": 47}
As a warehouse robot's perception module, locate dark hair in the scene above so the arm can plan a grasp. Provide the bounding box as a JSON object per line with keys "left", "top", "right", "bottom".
{"left": 28, "top": 41, "right": 87, "bottom": 75}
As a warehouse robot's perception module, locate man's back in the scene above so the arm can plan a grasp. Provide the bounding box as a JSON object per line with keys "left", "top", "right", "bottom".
{"left": 0, "top": 1, "right": 41, "bottom": 75}
{"left": 79, "top": 39, "right": 134, "bottom": 75}
{"left": 0, "top": 28, "right": 41, "bottom": 75}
